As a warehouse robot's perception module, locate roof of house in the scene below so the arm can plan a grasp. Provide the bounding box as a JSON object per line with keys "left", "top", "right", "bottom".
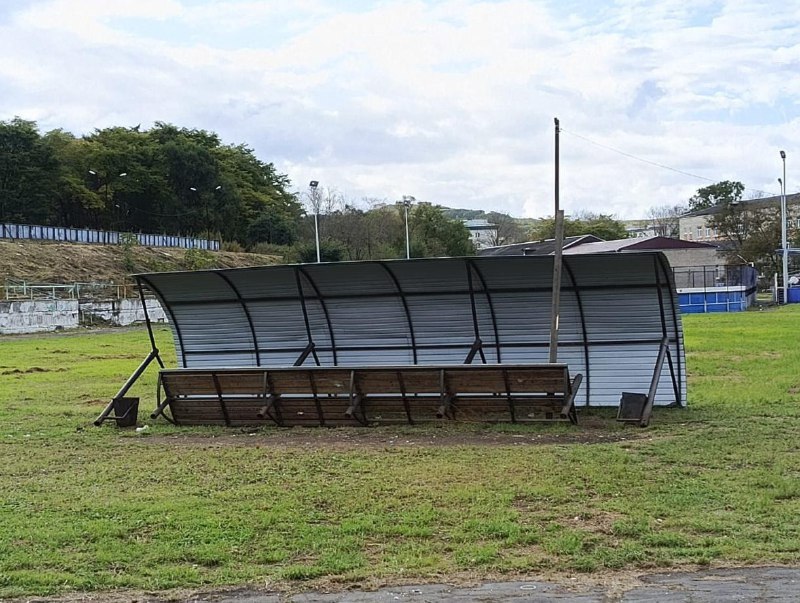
{"left": 478, "top": 234, "right": 602, "bottom": 256}
{"left": 682, "top": 192, "right": 800, "bottom": 218}
{"left": 463, "top": 219, "right": 495, "bottom": 229}
{"left": 562, "top": 236, "right": 718, "bottom": 255}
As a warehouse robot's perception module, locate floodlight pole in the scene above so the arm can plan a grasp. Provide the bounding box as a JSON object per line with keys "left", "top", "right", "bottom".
{"left": 401, "top": 195, "right": 415, "bottom": 259}
{"left": 780, "top": 151, "right": 789, "bottom": 303}
{"left": 309, "top": 180, "right": 321, "bottom": 263}
{"left": 549, "top": 118, "right": 563, "bottom": 363}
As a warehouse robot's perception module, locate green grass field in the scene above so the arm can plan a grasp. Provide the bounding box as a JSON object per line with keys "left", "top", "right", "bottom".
{"left": 1, "top": 307, "right": 799, "bottom": 597}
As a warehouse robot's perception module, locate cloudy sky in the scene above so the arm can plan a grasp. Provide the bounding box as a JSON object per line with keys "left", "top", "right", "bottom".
{"left": 1, "top": 0, "right": 798, "bottom": 218}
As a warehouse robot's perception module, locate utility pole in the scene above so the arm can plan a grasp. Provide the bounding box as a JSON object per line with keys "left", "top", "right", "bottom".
{"left": 549, "top": 118, "right": 564, "bottom": 363}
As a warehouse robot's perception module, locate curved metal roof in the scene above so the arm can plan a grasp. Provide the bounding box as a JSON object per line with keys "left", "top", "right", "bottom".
{"left": 137, "top": 252, "right": 685, "bottom": 407}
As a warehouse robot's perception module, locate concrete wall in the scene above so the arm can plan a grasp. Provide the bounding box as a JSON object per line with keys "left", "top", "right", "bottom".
{"left": 1, "top": 298, "right": 167, "bottom": 335}
{"left": 80, "top": 298, "right": 167, "bottom": 327}
{"left": 0, "top": 300, "right": 79, "bottom": 334}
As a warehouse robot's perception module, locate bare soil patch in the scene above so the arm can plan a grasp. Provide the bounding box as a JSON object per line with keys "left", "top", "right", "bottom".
{"left": 1, "top": 366, "right": 66, "bottom": 375}
{"left": 139, "top": 420, "right": 647, "bottom": 451}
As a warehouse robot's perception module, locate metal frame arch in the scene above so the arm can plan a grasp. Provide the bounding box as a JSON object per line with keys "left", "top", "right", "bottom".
{"left": 655, "top": 253, "right": 684, "bottom": 406}
{"left": 464, "top": 259, "right": 486, "bottom": 363}
{"left": 561, "top": 257, "right": 591, "bottom": 407}
{"left": 138, "top": 275, "right": 187, "bottom": 367}
{"left": 466, "top": 258, "right": 502, "bottom": 363}
{"left": 135, "top": 277, "right": 162, "bottom": 366}
{"left": 380, "top": 261, "right": 419, "bottom": 364}
{"left": 297, "top": 266, "right": 338, "bottom": 366}
{"left": 293, "top": 266, "right": 320, "bottom": 366}
{"left": 213, "top": 271, "right": 261, "bottom": 366}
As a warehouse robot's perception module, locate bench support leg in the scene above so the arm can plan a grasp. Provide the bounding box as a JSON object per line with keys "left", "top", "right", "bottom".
{"left": 561, "top": 373, "right": 583, "bottom": 425}
{"left": 95, "top": 348, "right": 161, "bottom": 426}
{"left": 257, "top": 394, "right": 281, "bottom": 421}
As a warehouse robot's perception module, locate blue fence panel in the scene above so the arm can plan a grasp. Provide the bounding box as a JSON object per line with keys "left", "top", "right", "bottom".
{"left": 0, "top": 222, "right": 219, "bottom": 251}
{"left": 678, "top": 288, "right": 747, "bottom": 314}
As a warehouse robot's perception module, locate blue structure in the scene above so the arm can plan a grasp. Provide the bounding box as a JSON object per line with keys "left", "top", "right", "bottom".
{"left": 678, "top": 287, "right": 749, "bottom": 314}
{"left": 674, "top": 265, "right": 758, "bottom": 314}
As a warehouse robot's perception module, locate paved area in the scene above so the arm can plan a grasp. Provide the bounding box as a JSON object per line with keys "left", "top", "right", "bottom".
{"left": 183, "top": 567, "right": 799, "bottom": 602}
{"left": 18, "top": 567, "right": 799, "bottom": 602}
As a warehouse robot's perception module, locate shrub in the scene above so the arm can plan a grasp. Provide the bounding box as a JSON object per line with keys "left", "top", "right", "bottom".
{"left": 119, "top": 232, "right": 139, "bottom": 273}
{"left": 249, "top": 242, "right": 291, "bottom": 257}
{"left": 184, "top": 248, "right": 215, "bottom": 270}
{"left": 221, "top": 240, "right": 245, "bottom": 253}
{"left": 289, "top": 241, "right": 345, "bottom": 263}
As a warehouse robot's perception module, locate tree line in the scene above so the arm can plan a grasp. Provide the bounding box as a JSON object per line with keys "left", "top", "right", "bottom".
{"left": 0, "top": 118, "right": 478, "bottom": 259}
{"left": 2, "top": 117, "right": 642, "bottom": 261}
{"left": 0, "top": 117, "right": 301, "bottom": 244}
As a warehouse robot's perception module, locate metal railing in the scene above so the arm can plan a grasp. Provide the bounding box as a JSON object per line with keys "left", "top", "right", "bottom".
{"left": 3, "top": 280, "right": 141, "bottom": 301}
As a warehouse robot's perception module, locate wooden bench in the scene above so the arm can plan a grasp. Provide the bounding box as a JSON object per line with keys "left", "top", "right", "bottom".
{"left": 153, "top": 364, "right": 583, "bottom": 427}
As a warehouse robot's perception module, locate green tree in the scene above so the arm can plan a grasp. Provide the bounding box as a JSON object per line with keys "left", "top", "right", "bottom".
{"left": 0, "top": 119, "right": 302, "bottom": 247}
{"left": 41, "top": 130, "right": 100, "bottom": 227}
{"left": 291, "top": 241, "right": 345, "bottom": 263}
{"left": 0, "top": 117, "right": 58, "bottom": 224}
{"left": 246, "top": 209, "right": 298, "bottom": 246}
{"left": 408, "top": 204, "right": 475, "bottom": 257}
{"left": 708, "top": 195, "right": 782, "bottom": 275}
{"left": 529, "top": 212, "right": 628, "bottom": 241}
{"left": 688, "top": 180, "right": 744, "bottom": 212}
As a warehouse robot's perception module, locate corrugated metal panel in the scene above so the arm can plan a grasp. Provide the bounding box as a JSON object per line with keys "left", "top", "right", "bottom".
{"left": 137, "top": 253, "right": 686, "bottom": 407}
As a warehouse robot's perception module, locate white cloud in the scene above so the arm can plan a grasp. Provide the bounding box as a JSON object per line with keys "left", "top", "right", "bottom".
{"left": 0, "top": 0, "right": 798, "bottom": 219}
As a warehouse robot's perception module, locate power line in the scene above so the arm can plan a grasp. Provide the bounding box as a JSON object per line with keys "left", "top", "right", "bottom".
{"left": 560, "top": 128, "right": 778, "bottom": 198}
{"left": 560, "top": 128, "right": 716, "bottom": 182}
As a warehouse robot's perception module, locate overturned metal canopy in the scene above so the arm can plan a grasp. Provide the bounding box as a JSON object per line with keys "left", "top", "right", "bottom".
{"left": 137, "top": 252, "right": 686, "bottom": 407}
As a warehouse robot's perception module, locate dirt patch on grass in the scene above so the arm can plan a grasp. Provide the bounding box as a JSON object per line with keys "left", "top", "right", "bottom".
{"left": 83, "top": 399, "right": 107, "bottom": 406}
{"left": 0, "top": 366, "right": 66, "bottom": 375}
{"left": 140, "top": 421, "right": 648, "bottom": 451}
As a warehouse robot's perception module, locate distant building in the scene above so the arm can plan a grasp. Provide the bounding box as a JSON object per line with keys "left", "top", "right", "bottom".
{"left": 463, "top": 219, "right": 498, "bottom": 250}
{"left": 624, "top": 220, "right": 660, "bottom": 238}
{"left": 678, "top": 193, "right": 800, "bottom": 243}
{"left": 480, "top": 234, "right": 755, "bottom": 313}
{"left": 479, "top": 234, "right": 602, "bottom": 256}
{"left": 561, "top": 236, "right": 722, "bottom": 268}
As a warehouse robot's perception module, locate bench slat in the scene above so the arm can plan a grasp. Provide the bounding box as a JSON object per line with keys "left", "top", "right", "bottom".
{"left": 158, "top": 365, "right": 582, "bottom": 427}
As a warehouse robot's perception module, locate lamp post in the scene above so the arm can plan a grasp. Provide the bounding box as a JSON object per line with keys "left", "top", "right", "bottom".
{"left": 780, "top": 152, "right": 788, "bottom": 302}
{"left": 89, "top": 170, "right": 127, "bottom": 228}
{"left": 400, "top": 195, "right": 414, "bottom": 259}
{"left": 189, "top": 185, "right": 222, "bottom": 240}
{"left": 780, "top": 150, "right": 789, "bottom": 303}
{"left": 309, "top": 180, "right": 321, "bottom": 263}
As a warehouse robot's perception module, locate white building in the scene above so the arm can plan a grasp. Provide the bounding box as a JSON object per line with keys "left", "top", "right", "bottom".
{"left": 463, "top": 219, "right": 498, "bottom": 250}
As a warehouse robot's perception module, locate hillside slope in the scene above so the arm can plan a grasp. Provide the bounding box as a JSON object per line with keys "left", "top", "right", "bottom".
{"left": 0, "top": 240, "right": 281, "bottom": 284}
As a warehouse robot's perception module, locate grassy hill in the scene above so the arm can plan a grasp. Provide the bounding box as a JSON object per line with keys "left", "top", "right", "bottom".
{"left": 0, "top": 240, "right": 281, "bottom": 284}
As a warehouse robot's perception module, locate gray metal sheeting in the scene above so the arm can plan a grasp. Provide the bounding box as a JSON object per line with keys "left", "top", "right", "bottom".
{"left": 138, "top": 253, "right": 686, "bottom": 407}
